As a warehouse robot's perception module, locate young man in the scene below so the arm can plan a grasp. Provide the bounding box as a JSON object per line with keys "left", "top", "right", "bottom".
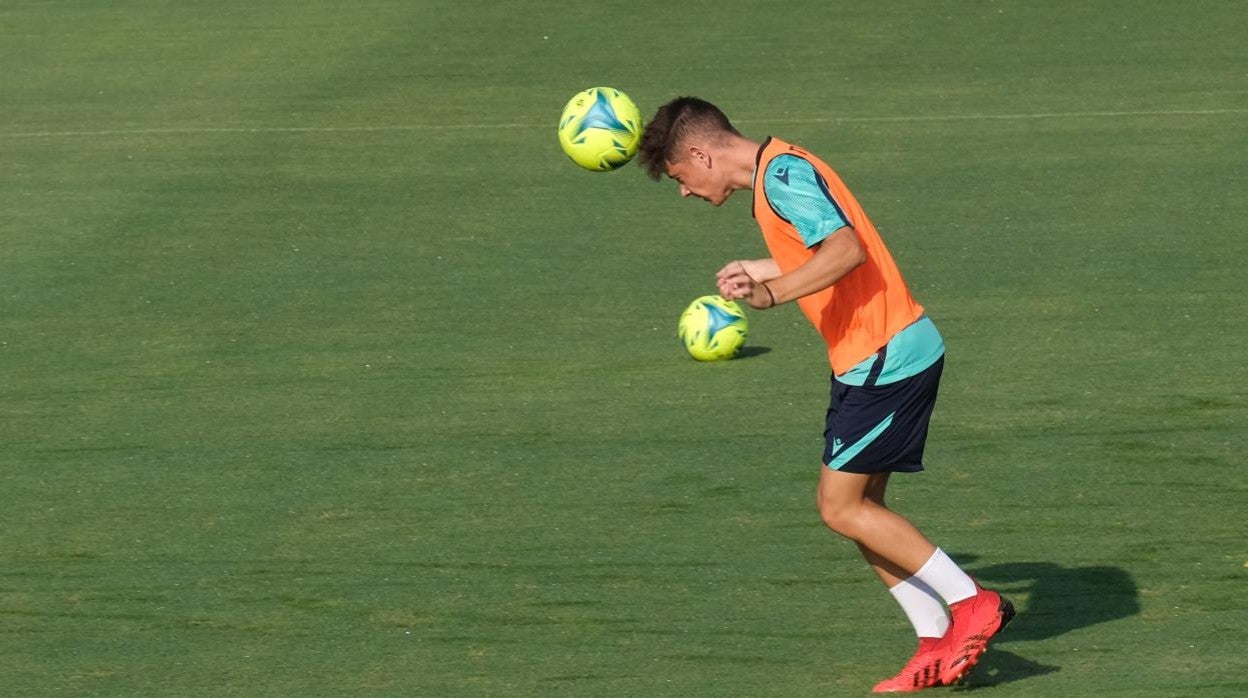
{"left": 637, "top": 97, "right": 1014, "bottom": 692}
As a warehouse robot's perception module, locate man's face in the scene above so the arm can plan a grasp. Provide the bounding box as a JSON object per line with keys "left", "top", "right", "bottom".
{"left": 666, "top": 150, "right": 732, "bottom": 207}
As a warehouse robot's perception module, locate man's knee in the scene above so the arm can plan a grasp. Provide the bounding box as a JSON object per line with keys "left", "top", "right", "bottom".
{"left": 817, "top": 466, "right": 881, "bottom": 539}
{"left": 817, "top": 495, "right": 863, "bottom": 539}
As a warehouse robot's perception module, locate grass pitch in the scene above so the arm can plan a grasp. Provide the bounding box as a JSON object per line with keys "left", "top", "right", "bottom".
{"left": 3, "top": 1, "right": 1247, "bottom": 695}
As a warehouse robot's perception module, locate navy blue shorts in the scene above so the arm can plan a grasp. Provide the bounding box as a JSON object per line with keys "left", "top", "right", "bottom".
{"left": 823, "top": 356, "right": 944, "bottom": 473}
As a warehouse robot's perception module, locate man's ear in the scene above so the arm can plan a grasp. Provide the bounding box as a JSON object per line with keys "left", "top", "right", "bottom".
{"left": 687, "top": 145, "right": 711, "bottom": 169}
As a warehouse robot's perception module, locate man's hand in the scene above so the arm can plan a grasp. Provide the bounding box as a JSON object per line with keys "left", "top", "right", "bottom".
{"left": 716, "top": 258, "right": 780, "bottom": 301}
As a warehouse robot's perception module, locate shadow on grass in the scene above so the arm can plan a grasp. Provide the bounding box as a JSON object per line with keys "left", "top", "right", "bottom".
{"left": 734, "top": 345, "right": 772, "bottom": 360}
{"left": 952, "top": 649, "right": 1061, "bottom": 691}
{"left": 947, "top": 557, "right": 1140, "bottom": 690}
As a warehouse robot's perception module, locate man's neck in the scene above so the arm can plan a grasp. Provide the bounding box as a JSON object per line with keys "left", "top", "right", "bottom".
{"left": 722, "top": 135, "right": 763, "bottom": 191}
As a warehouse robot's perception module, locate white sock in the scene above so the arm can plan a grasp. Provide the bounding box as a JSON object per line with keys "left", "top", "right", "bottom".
{"left": 888, "top": 577, "right": 950, "bottom": 638}
{"left": 912, "top": 548, "right": 978, "bottom": 605}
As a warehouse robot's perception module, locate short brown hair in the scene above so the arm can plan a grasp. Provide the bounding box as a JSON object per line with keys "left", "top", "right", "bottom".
{"left": 637, "top": 97, "right": 740, "bottom": 180}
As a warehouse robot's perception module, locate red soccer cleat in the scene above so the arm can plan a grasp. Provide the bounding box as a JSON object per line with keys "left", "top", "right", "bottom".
{"left": 872, "top": 636, "right": 948, "bottom": 693}
{"left": 937, "top": 583, "right": 1015, "bottom": 685}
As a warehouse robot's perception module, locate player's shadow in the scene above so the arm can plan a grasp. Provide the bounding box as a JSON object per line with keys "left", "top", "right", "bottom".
{"left": 947, "top": 557, "right": 1140, "bottom": 690}
{"left": 735, "top": 345, "right": 772, "bottom": 359}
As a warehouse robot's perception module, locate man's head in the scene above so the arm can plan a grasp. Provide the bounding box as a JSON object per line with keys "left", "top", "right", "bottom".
{"left": 637, "top": 97, "right": 751, "bottom": 206}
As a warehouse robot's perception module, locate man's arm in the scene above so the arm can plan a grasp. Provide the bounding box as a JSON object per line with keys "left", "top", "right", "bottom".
{"left": 724, "top": 227, "right": 866, "bottom": 309}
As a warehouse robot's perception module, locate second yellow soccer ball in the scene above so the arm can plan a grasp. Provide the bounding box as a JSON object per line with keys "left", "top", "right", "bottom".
{"left": 557, "top": 87, "right": 642, "bottom": 172}
{"left": 678, "top": 295, "right": 749, "bottom": 361}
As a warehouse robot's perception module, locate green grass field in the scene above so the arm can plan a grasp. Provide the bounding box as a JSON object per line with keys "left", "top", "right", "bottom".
{"left": 3, "top": 1, "right": 1246, "bottom": 695}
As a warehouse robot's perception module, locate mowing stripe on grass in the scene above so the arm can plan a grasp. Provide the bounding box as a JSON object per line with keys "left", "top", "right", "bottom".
{"left": 2, "top": 108, "right": 1244, "bottom": 139}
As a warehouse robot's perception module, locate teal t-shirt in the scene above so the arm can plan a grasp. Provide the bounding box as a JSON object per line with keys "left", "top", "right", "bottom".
{"left": 762, "top": 153, "right": 942, "bottom": 384}
{"left": 837, "top": 316, "right": 945, "bottom": 386}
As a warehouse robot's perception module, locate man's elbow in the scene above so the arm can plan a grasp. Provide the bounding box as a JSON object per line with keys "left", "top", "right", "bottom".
{"left": 845, "top": 230, "right": 868, "bottom": 268}
{"left": 851, "top": 241, "right": 867, "bottom": 268}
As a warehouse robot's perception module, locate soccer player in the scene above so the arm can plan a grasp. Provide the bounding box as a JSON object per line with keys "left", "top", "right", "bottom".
{"left": 637, "top": 97, "right": 1014, "bottom": 692}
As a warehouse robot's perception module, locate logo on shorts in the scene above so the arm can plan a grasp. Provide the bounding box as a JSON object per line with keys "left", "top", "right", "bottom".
{"left": 831, "top": 437, "right": 844, "bottom": 455}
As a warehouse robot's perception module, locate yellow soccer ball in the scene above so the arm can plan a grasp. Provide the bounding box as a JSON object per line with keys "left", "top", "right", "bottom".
{"left": 678, "top": 295, "right": 749, "bottom": 361}
{"left": 556, "top": 87, "right": 642, "bottom": 172}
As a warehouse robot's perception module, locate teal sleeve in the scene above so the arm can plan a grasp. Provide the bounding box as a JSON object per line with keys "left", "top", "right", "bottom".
{"left": 762, "top": 154, "right": 849, "bottom": 247}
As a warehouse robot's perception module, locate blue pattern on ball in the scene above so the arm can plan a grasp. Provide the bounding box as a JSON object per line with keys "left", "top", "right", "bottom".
{"left": 575, "top": 90, "right": 629, "bottom": 136}
{"left": 705, "top": 303, "right": 740, "bottom": 337}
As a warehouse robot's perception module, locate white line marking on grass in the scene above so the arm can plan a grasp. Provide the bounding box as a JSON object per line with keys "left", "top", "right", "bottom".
{"left": 1, "top": 108, "right": 1244, "bottom": 139}
{"left": 0, "top": 123, "right": 539, "bottom": 138}
{"left": 742, "top": 108, "right": 1248, "bottom": 125}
